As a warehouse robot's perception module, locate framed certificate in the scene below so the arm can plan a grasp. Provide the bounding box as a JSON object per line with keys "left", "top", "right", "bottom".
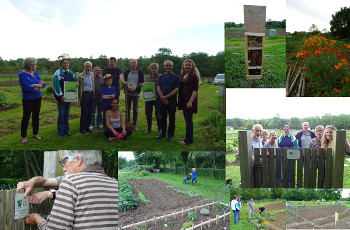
{"left": 64, "top": 81, "right": 78, "bottom": 102}
{"left": 142, "top": 82, "right": 156, "bottom": 101}
{"left": 14, "top": 193, "right": 29, "bottom": 220}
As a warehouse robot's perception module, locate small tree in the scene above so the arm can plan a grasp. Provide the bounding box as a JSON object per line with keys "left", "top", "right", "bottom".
{"left": 330, "top": 7, "right": 350, "bottom": 39}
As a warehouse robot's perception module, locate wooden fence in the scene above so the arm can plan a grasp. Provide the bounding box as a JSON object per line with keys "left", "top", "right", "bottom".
{"left": 239, "top": 130, "right": 346, "bottom": 188}
{"left": 0, "top": 188, "right": 54, "bottom": 230}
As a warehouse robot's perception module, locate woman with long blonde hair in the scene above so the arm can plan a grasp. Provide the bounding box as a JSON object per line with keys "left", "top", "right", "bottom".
{"left": 321, "top": 125, "right": 350, "bottom": 154}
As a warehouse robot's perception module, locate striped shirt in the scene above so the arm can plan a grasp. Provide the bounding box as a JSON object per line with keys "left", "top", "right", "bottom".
{"left": 38, "top": 166, "right": 118, "bottom": 230}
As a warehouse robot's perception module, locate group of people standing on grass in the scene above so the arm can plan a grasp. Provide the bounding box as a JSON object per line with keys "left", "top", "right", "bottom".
{"left": 231, "top": 196, "right": 266, "bottom": 225}
{"left": 251, "top": 122, "right": 350, "bottom": 152}
{"left": 19, "top": 57, "right": 200, "bottom": 145}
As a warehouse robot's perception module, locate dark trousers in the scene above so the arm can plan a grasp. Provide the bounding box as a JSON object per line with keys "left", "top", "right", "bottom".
{"left": 182, "top": 96, "right": 194, "bottom": 144}
{"left": 21, "top": 97, "right": 41, "bottom": 137}
{"left": 160, "top": 97, "right": 177, "bottom": 137}
{"left": 80, "top": 92, "right": 94, "bottom": 132}
{"left": 104, "top": 127, "right": 132, "bottom": 138}
{"left": 127, "top": 95, "right": 139, "bottom": 126}
{"left": 57, "top": 101, "right": 71, "bottom": 135}
{"left": 145, "top": 98, "right": 162, "bottom": 119}
{"left": 90, "top": 100, "right": 102, "bottom": 126}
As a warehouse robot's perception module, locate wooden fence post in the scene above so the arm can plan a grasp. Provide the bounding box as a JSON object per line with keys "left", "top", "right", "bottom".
{"left": 332, "top": 130, "right": 346, "bottom": 188}
{"left": 239, "top": 131, "right": 253, "bottom": 188}
{"left": 43, "top": 151, "right": 62, "bottom": 178}
{"left": 325, "top": 148, "right": 333, "bottom": 188}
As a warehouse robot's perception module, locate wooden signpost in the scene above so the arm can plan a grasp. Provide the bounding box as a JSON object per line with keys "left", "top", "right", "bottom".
{"left": 244, "top": 5, "right": 266, "bottom": 79}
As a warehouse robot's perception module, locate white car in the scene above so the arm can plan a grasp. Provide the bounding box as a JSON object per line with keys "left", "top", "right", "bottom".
{"left": 214, "top": 73, "right": 225, "bottom": 85}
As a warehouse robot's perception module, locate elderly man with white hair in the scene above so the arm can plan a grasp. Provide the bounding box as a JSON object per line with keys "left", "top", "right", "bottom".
{"left": 24, "top": 150, "right": 118, "bottom": 229}
{"left": 78, "top": 61, "right": 95, "bottom": 134}
{"left": 252, "top": 124, "right": 263, "bottom": 148}
{"left": 295, "top": 122, "right": 316, "bottom": 148}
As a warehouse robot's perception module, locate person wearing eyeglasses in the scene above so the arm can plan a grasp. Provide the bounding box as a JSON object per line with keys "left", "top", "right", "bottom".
{"left": 309, "top": 125, "right": 324, "bottom": 148}
{"left": 23, "top": 150, "right": 118, "bottom": 229}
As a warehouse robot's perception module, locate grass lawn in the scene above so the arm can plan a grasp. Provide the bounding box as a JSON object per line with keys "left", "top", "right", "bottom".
{"left": 0, "top": 83, "right": 224, "bottom": 150}
{"left": 230, "top": 200, "right": 286, "bottom": 230}
{"left": 225, "top": 36, "right": 286, "bottom": 88}
{"left": 118, "top": 171, "right": 229, "bottom": 204}
{"left": 226, "top": 165, "right": 240, "bottom": 185}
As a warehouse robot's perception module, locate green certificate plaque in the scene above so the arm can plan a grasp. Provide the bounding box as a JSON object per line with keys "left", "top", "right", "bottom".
{"left": 14, "top": 193, "right": 29, "bottom": 220}
{"left": 64, "top": 81, "right": 78, "bottom": 102}
{"left": 142, "top": 82, "right": 156, "bottom": 101}
{"left": 287, "top": 149, "right": 300, "bottom": 159}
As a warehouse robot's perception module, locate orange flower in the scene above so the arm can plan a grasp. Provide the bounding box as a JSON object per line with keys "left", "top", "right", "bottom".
{"left": 341, "top": 80, "right": 344, "bottom": 84}
{"left": 342, "top": 59, "right": 348, "bottom": 65}
{"left": 335, "top": 63, "right": 343, "bottom": 69}
{"left": 334, "top": 88, "right": 341, "bottom": 93}
{"left": 315, "top": 51, "right": 320, "bottom": 56}
{"left": 346, "top": 77, "right": 350, "bottom": 82}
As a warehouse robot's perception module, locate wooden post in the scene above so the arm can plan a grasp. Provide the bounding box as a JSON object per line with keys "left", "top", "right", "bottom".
{"left": 268, "top": 148, "right": 275, "bottom": 188}
{"left": 282, "top": 148, "right": 288, "bottom": 188}
{"left": 289, "top": 148, "right": 296, "bottom": 188}
{"left": 43, "top": 151, "right": 62, "bottom": 178}
{"left": 332, "top": 130, "right": 345, "bottom": 188}
{"left": 297, "top": 148, "right": 303, "bottom": 188}
{"left": 153, "top": 216, "right": 155, "bottom": 226}
{"left": 174, "top": 211, "right": 175, "bottom": 219}
{"left": 239, "top": 131, "right": 253, "bottom": 188}
{"left": 310, "top": 148, "right": 318, "bottom": 188}
{"left": 276, "top": 148, "right": 282, "bottom": 187}
{"left": 261, "top": 148, "right": 268, "bottom": 187}
{"left": 224, "top": 211, "right": 226, "bottom": 222}
{"left": 325, "top": 148, "right": 333, "bottom": 188}
{"left": 132, "top": 222, "right": 134, "bottom": 230}
{"left": 164, "top": 213, "right": 167, "bottom": 222}
{"left": 216, "top": 215, "right": 218, "bottom": 225}
{"left": 335, "top": 212, "right": 338, "bottom": 226}
{"left": 317, "top": 148, "right": 326, "bottom": 188}
{"left": 182, "top": 208, "right": 184, "bottom": 218}
{"left": 195, "top": 205, "right": 197, "bottom": 213}
{"left": 201, "top": 221, "right": 203, "bottom": 230}
{"left": 304, "top": 148, "right": 311, "bottom": 188}
{"left": 145, "top": 217, "right": 147, "bottom": 228}
{"left": 254, "top": 148, "right": 261, "bottom": 188}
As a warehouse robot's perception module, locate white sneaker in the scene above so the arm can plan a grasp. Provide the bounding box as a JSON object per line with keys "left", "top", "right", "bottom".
{"left": 89, "top": 125, "right": 94, "bottom": 130}
{"left": 98, "top": 124, "right": 103, "bottom": 129}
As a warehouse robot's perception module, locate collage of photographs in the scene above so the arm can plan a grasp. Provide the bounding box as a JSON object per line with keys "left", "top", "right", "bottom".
{"left": 0, "top": 0, "right": 350, "bottom": 229}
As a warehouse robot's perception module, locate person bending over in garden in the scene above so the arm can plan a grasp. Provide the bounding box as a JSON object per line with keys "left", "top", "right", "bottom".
{"left": 19, "top": 57, "right": 46, "bottom": 144}
{"left": 309, "top": 125, "right": 324, "bottom": 148}
{"left": 231, "top": 195, "right": 240, "bottom": 224}
{"left": 25, "top": 150, "right": 118, "bottom": 229}
{"left": 144, "top": 63, "right": 162, "bottom": 135}
{"left": 178, "top": 59, "right": 199, "bottom": 145}
{"left": 321, "top": 125, "right": 350, "bottom": 154}
{"left": 53, "top": 58, "right": 78, "bottom": 138}
{"left": 295, "top": 122, "right": 315, "bottom": 148}
{"left": 101, "top": 74, "right": 116, "bottom": 126}
{"left": 191, "top": 168, "right": 198, "bottom": 186}
{"left": 104, "top": 99, "right": 132, "bottom": 141}
{"left": 261, "top": 129, "right": 269, "bottom": 146}
{"left": 247, "top": 199, "right": 255, "bottom": 216}
{"left": 259, "top": 204, "right": 266, "bottom": 214}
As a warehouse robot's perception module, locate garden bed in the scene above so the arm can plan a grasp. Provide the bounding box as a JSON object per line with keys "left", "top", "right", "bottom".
{"left": 0, "top": 103, "right": 20, "bottom": 111}
{"left": 118, "top": 179, "right": 229, "bottom": 229}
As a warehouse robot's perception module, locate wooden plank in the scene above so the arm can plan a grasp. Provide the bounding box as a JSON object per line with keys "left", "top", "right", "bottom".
{"left": 261, "top": 36, "right": 265, "bottom": 77}
{"left": 244, "top": 5, "right": 266, "bottom": 33}
{"left": 245, "top": 35, "right": 249, "bottom": 76}
{"left": 310, "top": 149, "right": 318, "bottom": 188}
{"left": 14, "top": 190, "right": 25, "bottom": 230}
{"left": 261, "top": 148, "right": 268, "bottom": 187}
{"left": 0, "top": 190, "right": 6, "bottom": 229}
{"left": 244, "top": 32, "right": 265, "bottom": 36}
{"left": 246, "top": 75, "right": 262, "bottom": 80}
{"left": 317, "top": 148, "right": 325, "bottom": 188}
{"left": 44, "top": 151, "right": 61, "bottom": 178}
{"left": 6, "top": 190, "right": 15, "bottom": 230}
{"left": 248, "top": 47, "right": 263, "bottom": 51}
{"left": 332, "top": 130, "right": 346, "bottom": 188}
{"left": 275, "top": 148, "right": 282, "bottom": 188}
{"left": 239, "top": 131, "right": 253, "bottom": 188}
{"left": 297, "top": 148, "right": 303, "bottom": 188}
{"left": 248, "top": 66, "right": 262, "bottom": 69}
{"left": 325, "top": 148, "right": 333, "bottom": 188}
{"left": 268, "top": 148, "right": 275, "bottom": 188}
{"left": 283, "top": 148, "right": 288, "bottom": 188}
{"left": 304, "top": 148, "right": 311, "bottom": 188}
{"left": 289, "top": 148, "right": 296, "bottom": 188}
{"left": 254, "top": 148, "right": 261, "bottom": 188}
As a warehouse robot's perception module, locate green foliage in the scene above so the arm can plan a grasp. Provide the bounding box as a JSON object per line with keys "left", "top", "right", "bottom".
{"left": 213, "top": 212, "right": 222, "bottom": 217}
{"left": 286, "top": 188, "right": 342, "bottom": 201}
{"left": 118, "top": 180, "right": 138, "bottom": 211}
{"left": 270, "top": 216, "right": 276, "bottom": 221}
{"left": 164, "top": 221, "right": 173, "bottom": 228}
{"left": 182, "top": 221, "right": 193, "bottom": 229}
{"left": 0, "top": 91, "right": 9, "bottom": 106}
{"left": 330, "top": 7, "right": 350, "bottom": 39}
{"left": 118, "top": 156, "right": 127, "bottom": 169}
{"left": 139, "top": 170, "right": 150, "bottom": 177}
{"left": 45, "top": 85, "right": 54, "bottom": 94}
{"left": 187, "top": 212, "right": 197, "bottom": 220}
{"left": 200, "top": 208, "right": 209, "bottom": 215}
{"left": 138, "top": 192, "right": 150, "bottom": 204}
{"left": 166, "top": 185, "right": 202, "bottom": 197}
{"left": 200, "top": 111, "right": 225, "bottom": 149}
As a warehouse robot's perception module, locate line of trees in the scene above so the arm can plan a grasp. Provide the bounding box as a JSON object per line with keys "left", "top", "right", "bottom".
{"left": 286, "top": 189, "right": 342, "bottom": 201}
{"left": 0, "top": 48, "right": 224, "bottom": 78}
{"left": 225, "top": 19, "right": 286, "bottom": 30}
{"left": 230, "top": 188, "right": 286, "bottom": 200}
{"left": 227, "top": 113, "right": 350, "bottom": 130}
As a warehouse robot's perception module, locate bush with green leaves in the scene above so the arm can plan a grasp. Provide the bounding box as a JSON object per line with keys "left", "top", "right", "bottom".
{"left": 182, "top": 222, "right": 193, "bottom": 229}
{"left": 164, "top": 221, "right": 173, "bottom": 228}
{"left": 200, "top": 208, "right": 209, "bottom": 215}
{"left": 118, "top": 180, "right": 138, "bottom": 210}
{"left": 0, "top": 91, "right": 9, "bottom": 106}
{"left": 139, "top": 170, "right": 150, "bottom": 177}
{"left": 188, "top": 212, "right": 197, "bottom": 220}
{"left": 138, "top": 192, "right": 150, "bottom": 204}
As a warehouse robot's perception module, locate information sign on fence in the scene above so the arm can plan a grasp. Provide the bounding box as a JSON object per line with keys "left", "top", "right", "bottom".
{"left": 287, "top": 149, "right": 300, "bottom": 159}
{"left": 14, "top": 193, "right": 29, "bottom": 220}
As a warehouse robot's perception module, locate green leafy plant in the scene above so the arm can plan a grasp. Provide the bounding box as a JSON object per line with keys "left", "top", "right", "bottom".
{"left": 45, "top": 85, "right": 54, "bottom": 94}
{"left": 118, "top": 180, "right": 138, "bottom": 210}
{"left": 139, "top": 170, "right": 150, "bottom": 177}
{"left": 200, "top": 208, "right": 209, "bottom": 215}
{"left": 188, "top": 212, "right": 197, "bottom": 220}
{"left": 0, "top": 92, "right": 9, "bottom": 106}
{"left": 138, "top": 192, "right": 150, "bottom": 204}
{"left": 215, "top": 203, "right": 222, "bottom": 210}
{"left": 182, "top": 221, "right": 193, "bottom": 229}
{"left": 270, "top": 216, "right": 276, "bottom": 221}
{"left": 164, "top": 221, "right": 173, "bottom": 228}
{"left": 166, "top": 185, "right": 202, "bottom": 197}
{"left": 213, "top": 212, "right": 222, "bottom": 217}
{"left": 260, "top": 221, "right": 269, "bottom": 229}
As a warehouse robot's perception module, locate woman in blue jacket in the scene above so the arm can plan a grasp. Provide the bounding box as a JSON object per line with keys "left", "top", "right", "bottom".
{"left": 19, "top": 57, "right": 46, "bottom": 144}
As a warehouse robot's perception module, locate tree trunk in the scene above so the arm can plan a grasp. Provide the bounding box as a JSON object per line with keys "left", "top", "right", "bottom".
{"left": 24, "top": 151, "right": 32, "bottom": 180}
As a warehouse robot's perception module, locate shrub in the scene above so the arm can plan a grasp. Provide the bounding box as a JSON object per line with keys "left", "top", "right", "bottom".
{"left": 182, "top": 222, "right": 193, "bottom": 229}
{"left": 0, "top": 92, "right": 8, "bottom": 106}
{"left": 139, "top": 170, "right": 150, "bottom": 177}
{"left": 188, "top": 212, "right": 197, "bottom": 220}
{"left": 164, "top": 221, "right": 173, "bottom": 228}
{"left": 200, "top": 208, "right": 209, "bottom": 215}
{"left": 118, "top": 180, "right": 138, "bottom": 210}
{"left": 270, "top": 216, "right": 276, "bottom": 221}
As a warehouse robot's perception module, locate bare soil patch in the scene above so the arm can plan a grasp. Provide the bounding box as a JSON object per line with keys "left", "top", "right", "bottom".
{"left": 0, "top": 103, "right": 20, "bottom": 111}
{"left": 118, "top": 179, "right": 229, "bottom": 230}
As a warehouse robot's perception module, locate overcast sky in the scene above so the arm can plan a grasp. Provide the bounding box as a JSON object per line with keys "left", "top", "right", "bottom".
{"left": 287, "top": 0, "right": 348, "bottom": 33}
{"left": 227, "top": 89, "right": 350, "bottom": 119}
{"left": 118, "top": 151, "right": 134, "bottom": 161}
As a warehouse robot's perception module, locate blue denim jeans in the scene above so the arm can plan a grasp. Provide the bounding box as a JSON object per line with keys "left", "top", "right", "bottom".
{"left": 182, "top": 96, "right": 194, "bottom": 144}
{"left": 90, "top": 100, "right": 102, "bottom": 126}
{"left": 127, "top": 95, "right": 139, "bottom": 126}
{"left": 57, "top": 101, "right": 71, "bottom": 135}
{"left": 249, "top": 208, "right": 254, "bottom": 215}
{"left": 233, "top": 210, "right": 239, "bottom": 224}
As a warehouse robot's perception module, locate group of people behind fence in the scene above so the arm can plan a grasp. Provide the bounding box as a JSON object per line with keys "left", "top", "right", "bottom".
{"left": 231, "top": 195, "right": 266, "bottom": 224}
{"left": 251, "top": 122, "right": 350, "bottom": 153}
{"left": 19, "top": 57, "right": 200, "bottom": 145}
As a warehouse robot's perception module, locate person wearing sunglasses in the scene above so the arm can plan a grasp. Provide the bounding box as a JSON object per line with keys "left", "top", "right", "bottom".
{"left": 23, "top": 150, "right": 118, "bottom": 229}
